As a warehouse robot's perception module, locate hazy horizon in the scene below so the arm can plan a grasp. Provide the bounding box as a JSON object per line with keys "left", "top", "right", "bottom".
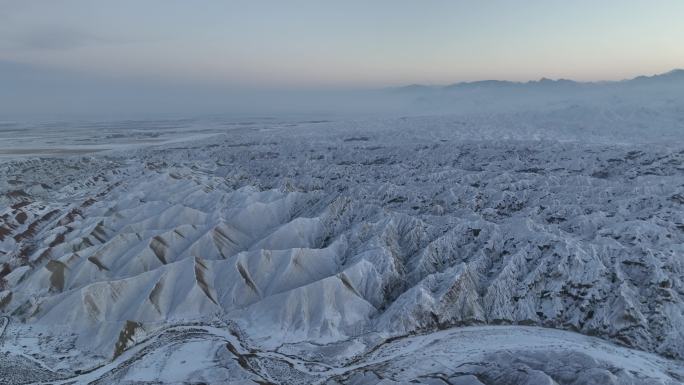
{"left": 1, "top": 60, "right": 683, "bottom": 121}
{"left": 1, "top": 1, "right": 683, "bottom": 118}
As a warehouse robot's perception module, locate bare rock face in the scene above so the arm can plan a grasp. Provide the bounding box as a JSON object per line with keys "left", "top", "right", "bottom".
{"left": 1, "top": 110, "right": 683, "bottom": 383}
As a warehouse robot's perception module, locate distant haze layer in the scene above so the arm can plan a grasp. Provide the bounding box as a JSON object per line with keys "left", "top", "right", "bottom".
{"left": 1, "top": 1, "right": 683, "bottom": 88}
{"left": 0, "top": 61, "right": 683, "bottom": 119}
{"left": 1, "top": 1, "right": 683, "bottom": 118}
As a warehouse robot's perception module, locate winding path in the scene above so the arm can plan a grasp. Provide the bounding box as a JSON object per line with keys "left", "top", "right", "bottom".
{"left": 38, "top": 324, "right": 684, "bottom": 384}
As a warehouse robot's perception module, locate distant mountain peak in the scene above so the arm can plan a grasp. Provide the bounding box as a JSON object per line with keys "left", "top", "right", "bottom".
{"left": 394, "top": 69, "right": 684, "bottom": 92}
{"left": 663, "top": 68, "right": 684, "bottom": 76}
{"left": 628, "top": 68, "right": 684, "bottom": 84}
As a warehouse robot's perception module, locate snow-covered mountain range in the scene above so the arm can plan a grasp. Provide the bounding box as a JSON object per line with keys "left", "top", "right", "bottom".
{"left": 1, "top": 72, "right": 684, "bottom": 384}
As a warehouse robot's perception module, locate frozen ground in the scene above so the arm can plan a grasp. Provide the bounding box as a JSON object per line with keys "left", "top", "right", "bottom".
{"left": 0, "top": 116, "right": 329, "bottom": 158}
{"left": 1, "top": 99, "right": 684, "bottom": 384}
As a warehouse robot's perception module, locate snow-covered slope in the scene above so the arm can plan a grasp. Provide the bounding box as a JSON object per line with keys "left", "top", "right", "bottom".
{"left": 15, "top": 325, "right": 682, "bottom": 385}
{"left": 1, "top": 101, "right": 683, "bottom": 383}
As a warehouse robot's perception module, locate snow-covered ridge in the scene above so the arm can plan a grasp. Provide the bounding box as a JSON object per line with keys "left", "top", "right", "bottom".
{"left": 1, "top": 108, "right": 683, "bottom": 383}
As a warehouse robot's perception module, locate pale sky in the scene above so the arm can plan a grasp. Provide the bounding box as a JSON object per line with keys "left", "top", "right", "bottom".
{"left": 1, "top": 0, "right": 683, "bottom": 88}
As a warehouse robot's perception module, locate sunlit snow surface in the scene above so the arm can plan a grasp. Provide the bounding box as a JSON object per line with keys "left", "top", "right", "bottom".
{"left": 1, "top": 106, "right": 684, "bottom": 384}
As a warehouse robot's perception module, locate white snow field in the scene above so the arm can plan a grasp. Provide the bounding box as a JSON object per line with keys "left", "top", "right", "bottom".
{"left": 1, "top": 76, "right": 684, "bottom": 384}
